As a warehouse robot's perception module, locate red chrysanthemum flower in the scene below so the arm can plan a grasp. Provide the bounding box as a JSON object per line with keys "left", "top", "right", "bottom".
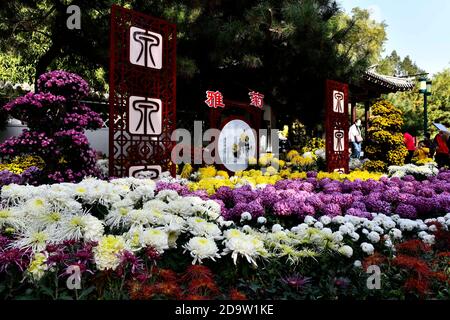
{"left": 188, "top": 278, "right": 220, "bottom": 296}
{"left": 395, "top": 240, "right": 431, "bottom": 255}
{"left": 127, "top": 280, "right": 143, "bottom": 300}
{"left": 404, "top": 277, "right": 429, "bottom": 297}
{"left": 156, "top": 268, "right": 178, "bottom": 282}
{"left": 363, "top": 252, "right": 387, "bottom": 270}
{"left": 182, "top": 265, "right": 215, "bottom": 282}
{"left": 153, "top": 281, "right": 182, "bottom": 299}
{"left": 229, "top": 289, "right": 247, "bottom": 300}
{"left": 184, "top": 294, "right": 211, "bottom": 300}
{"left": 392, "top": 254, "right": 431, "bottom": 277}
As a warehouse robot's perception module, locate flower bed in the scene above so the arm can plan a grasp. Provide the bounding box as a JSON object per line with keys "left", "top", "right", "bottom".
{"left": 0, "top": 177, "right": 449, "bottom": 300}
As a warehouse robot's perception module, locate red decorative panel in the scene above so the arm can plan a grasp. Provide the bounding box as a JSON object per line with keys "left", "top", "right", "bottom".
{"left": 325, "top": 80, "right": 349, "bottom": 173}
{"left": 109, "top": 5, "right": 176, "bottom": 178}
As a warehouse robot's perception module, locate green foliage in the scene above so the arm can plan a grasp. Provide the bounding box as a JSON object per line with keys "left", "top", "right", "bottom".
{"left": 365, "top": 100, "right": 408, "bottom": 171}
{"left": 0, "top": 1, "right": 388, "bottom": 130}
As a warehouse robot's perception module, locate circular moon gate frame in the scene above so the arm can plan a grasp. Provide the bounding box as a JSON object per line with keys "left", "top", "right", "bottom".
{"left": 209, "top": 100, "right": 262, "bottom": 174}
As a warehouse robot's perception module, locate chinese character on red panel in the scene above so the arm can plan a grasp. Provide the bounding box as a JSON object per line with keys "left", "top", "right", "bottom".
{"left": 249, "top": 91, "right": 264, "bottom": 109}
{"left": 205, "top": 90, "right": 225, "bottom": 108}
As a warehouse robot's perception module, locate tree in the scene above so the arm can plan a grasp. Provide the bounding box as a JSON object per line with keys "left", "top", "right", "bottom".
{"left": 377, "top": 50, "right": 424, "bottom": 76}
{"left": 0, "top": 1, "right": 387, "bottom": 130}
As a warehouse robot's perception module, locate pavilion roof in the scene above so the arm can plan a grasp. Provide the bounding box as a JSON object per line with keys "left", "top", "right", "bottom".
{"left": 363, "top": 66, "right": 416, "bottom": 92}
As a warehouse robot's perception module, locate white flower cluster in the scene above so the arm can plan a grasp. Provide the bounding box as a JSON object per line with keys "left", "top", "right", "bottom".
{"left": 388, "top": 162, "right": 438, "bottom": 179}
{"left": 1, "top": 178, "right": 448, "bottom": 273}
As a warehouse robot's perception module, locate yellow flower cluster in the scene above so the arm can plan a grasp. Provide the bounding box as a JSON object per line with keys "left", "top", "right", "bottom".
{"left": 291, "top": 155, "right": 315, "bottom": 167}
{"left": 198, "top": 166, "right": 217, "bottom": 179}
{"left": 0, "top": 155, "right": 45, "bottom": 174}
{"left": 414, "top": 158, "right": 434, "bottom": 165}
{"left": 317, "top": 170, "right": 383, "bottom": 181}
{"left": 287, "top": 150, "right": 300, "bottom": 161}
{"left": 363, "top": 160, "right": 386, "bottom": 173}
{"left": 301, "top": 138, "right": 325, "bottom": 154}
{"left": 180, "top": 163, "right": 193, "bottom": 179}
{"left": 188, "top": 166, "right": 382, "bottom": 194}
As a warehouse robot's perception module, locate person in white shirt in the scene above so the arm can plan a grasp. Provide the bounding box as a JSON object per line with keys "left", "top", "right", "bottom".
{"left": 349, "top": 119, "right": 363, "bottom": 159}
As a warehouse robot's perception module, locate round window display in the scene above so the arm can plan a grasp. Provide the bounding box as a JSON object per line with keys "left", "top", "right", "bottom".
{"left": 218, "top": 119, "right": 257, "bottom": 172}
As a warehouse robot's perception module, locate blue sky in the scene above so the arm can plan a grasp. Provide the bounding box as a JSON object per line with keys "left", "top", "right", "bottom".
{"left": 339, "top": 0, "right": 450, "bottom": 76}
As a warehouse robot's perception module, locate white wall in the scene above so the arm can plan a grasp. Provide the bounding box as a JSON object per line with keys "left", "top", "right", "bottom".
{"left": 0, "top": 124, "right": 110, "bottom": 156}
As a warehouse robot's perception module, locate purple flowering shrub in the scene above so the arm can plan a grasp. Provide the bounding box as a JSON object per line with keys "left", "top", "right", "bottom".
{"left": 211, "top": 171, "right": 450, "bottom": 223}
{"left": 0, "top": 71, "right": 103, "bottom": 183}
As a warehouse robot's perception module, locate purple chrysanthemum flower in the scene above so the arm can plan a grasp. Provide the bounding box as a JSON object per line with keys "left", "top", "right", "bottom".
{"left": 281, "top": 274, "right": 311, "bottom": 290}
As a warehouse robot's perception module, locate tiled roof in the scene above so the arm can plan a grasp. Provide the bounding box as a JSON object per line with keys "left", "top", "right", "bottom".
{"left": 363, "top": 67, "right": 416, "bottom": 91}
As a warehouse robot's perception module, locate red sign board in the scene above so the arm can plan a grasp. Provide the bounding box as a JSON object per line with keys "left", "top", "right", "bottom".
{"left": 109, "top": 5, "right": 176, "bottom": 178}
{"left": 325, "top": 80, "right": 349, "bottom": 173}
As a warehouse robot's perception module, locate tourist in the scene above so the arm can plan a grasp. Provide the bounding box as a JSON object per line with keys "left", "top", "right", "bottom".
{"left": 414, "top": 141, "right": 430, "bottom": 160}
{"left": 349, "top": 119, "right": 363, "bottom": 159}
{"left": 433, "top": 131, "right": 450, "bottom": 168}
{"left": 403, "top": 132, "right": 416, "bottom": 163}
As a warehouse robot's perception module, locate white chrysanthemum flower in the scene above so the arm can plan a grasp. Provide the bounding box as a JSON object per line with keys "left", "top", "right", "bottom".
{"left": 332, "top": 231, "right": 344, "bottom": 243}
{"left": 105, "top": 206, "right": 133, "bottom": 229}
{"left": 332, "top": 216, "right": 345, "bottom": 225}
{"left": 187, "top": 217, "right": 222, "bottom": 239}
{"left": 54, "top": 214, "right": 104, "bottom": 242}
{"left": 240, "top": 212, "right": 252, "bottom": 221}
{"left": 384, "top": 238, "right": 393, "bottom": 248}
{"left": 322, "top": 228, "right": 333, "bottom": 236}
{"left": 390, "top": 228, "right": 402, "bottom": 240}
{"left": 0, "top": 208, "right": 24, "bottom": 231}
{"left": 24, "top": 197, "right": 48, "bottom": 214}
{"left": 2, "top": 184, "right": 37, "bottom": 203}
{"left": 367, "top": 231, "right": 381, "bottom": 243}
{"left": 183, "top": 237, "right": 221, "bottom": 264}
{"left": 304, "top": 216, "right": 316, "bottom": 225}
{"left": 350, "top": 232, "right": 360, "bottom": 242}
{"left": 93, "top": 235, "right": 127, "bottom": 271}
{"left": 354, "top": 260, "right": 362, "bottom": 268}
{"left": 165, "top": 198, "right": 194, "bottom": 216}
{"left": 201, "top": 200, "right": 221, "bottom": 220}
{"left": 141, "top": 228, "right": 169, "bottom": 253}
{"left": 128, "top": 185, "right": 155, "bottom": 202}
{"left": 428, "top": 225, "right": 438, "bottom": 232}
{"left": 223, "top": 229, "right": 244, "bottom": 240}
{"left": 320, "top": 216, "right": 332, "bottom": 225}
{"left": 314, "top": 222, "right": 324, "bottom": 230}
{"left": 13, "top": 229, "right": 51, "bottom": 252}
{"left": 257, "top": 217, "right": 267, "bottom": 224}
{"left": 222, "top": 234, "right": 266, "bottom": 266}
{"left": 422, "top": 234, "right": 435, "bottom": 245}
{"left": 361, "top": 242, "right": 375, "bottom": 255}
{"left": 338, "top": 245, "right": 353, "bottom": 258}
{"left": 155, "top": 190, "right": 180, "bottom": 202}
{"left": 216, "top": 216, "right": 234, "bottom": 227}
{"left": 127, "top": 209, "right": 152, "bottom": 226}
{"left": 272, "top": 224, "right": 283, "bottom": 233}
{"left": 339, "top": 225, "right": 351, "bottom": 235}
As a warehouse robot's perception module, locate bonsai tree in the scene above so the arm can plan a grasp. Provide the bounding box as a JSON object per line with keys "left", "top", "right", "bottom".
{"left": 364, "top": 99, "right": 408, "bottom": 172}
{"left": 0, "top": 70, "right": 103, "bottom": 183}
